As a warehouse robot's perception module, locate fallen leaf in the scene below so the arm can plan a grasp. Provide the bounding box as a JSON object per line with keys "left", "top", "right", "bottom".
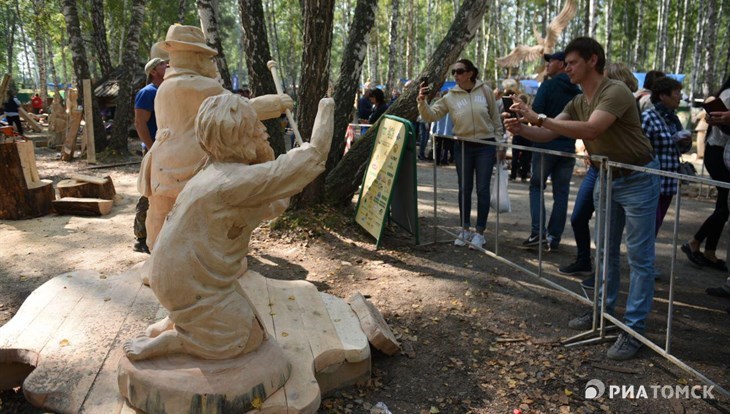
{"left": 59, "top": 339, "right": 69, "bottom": 347}
{"left": 281, "top": 332, "right": 289, "bottom": 337}
{"left": 430, "top": 406, "right": 440, "bottom": 413}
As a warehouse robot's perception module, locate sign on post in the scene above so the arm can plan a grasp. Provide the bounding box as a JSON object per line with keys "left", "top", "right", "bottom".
{"left": 355, "top": 115, "right": 419, "bottom": 248}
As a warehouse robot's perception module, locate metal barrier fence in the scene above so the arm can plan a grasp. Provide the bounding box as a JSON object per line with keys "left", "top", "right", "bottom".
{"left": 428, "top": 133, "right": 730, "bottom": 399}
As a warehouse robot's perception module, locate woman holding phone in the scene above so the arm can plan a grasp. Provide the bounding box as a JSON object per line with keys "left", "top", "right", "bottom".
{"left": 416, "top": 59, "right": 505, "bottom": 249}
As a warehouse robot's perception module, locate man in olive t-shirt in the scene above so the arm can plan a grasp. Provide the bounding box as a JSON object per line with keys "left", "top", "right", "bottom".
{"left": 504, "top": 37, "right": 660, "bottom": 361}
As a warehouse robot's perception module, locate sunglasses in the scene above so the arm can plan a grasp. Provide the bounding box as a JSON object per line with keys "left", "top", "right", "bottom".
{"left": 451, "top": 68, "right": 468, "bottom": 75}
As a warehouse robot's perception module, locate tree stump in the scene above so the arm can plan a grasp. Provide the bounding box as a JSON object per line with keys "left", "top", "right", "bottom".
{"left": 52, "top": 197, "right": 113, "bottom": 216}
{"left": 0, "top": 141, "right": 55, "bottom": 219}
{"left": 57, "top": 175, "right": 116, "bottom": 200}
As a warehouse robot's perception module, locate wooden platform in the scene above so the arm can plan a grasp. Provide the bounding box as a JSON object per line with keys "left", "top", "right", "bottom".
{"left": 0, "top": 264, "right": 376, "bottom": 413}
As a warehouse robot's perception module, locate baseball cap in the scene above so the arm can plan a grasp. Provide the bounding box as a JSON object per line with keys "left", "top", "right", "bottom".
{"left": 544, "top": 51, "right": 566, "bottom": 62}
{"left": 145, "top": 58, "right": 166, "bottom": 75}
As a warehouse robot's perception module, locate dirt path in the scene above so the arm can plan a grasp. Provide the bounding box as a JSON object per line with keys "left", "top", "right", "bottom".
{"left": 0, "top": 144, "right": 728, "bottom": 413}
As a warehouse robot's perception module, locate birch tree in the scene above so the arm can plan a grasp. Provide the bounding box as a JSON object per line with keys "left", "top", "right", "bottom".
{"left": 702, "top": 0, "right": 718, "bottom": 96}
{"left": 291, "top": 0, "right": 335, "bottom": 207}
{"left": 197, "top": 0, "right": 232, "bottom": 89}
{"left": 325, "top": 0, "right": 489, "bottom": 205}
{"left": 674, "top": 0, "right": 691, "bottom": 74}
{"left": 4, "top": 5, "right": 15, "bottom": 75}
{"left": 14, "top": 0, "right": 34, "bottom": 88}
{"left": 109, "top": 0, "right": 145, "bottom": 153}
{"left": 689, "top": 4, "right": 705, "bottom": 99}
{"left": 632, "top": 0, "right": 644, "bottom": 68}
{"left": 328, "top": 0, "right": 378, "bottom": 172}
{"left": 90, "top": 0, "right": 113, "bottom": 78}
{"left": 238, "top": 0, "right": 286, "bottom": 156}
{"left": 31, "top": 0, "right": 48, "bottom": 103}
{"left": 603, "top": 0, "right": 613, "bottom": 62}
{"left": 178, "top": 0, "right": 187, "bottom": 23}
{"left": 61, "top": 0, "right": 107, "bottom": 151}
{"left": 386, "top": 0, "right": 399, "bottom": 94}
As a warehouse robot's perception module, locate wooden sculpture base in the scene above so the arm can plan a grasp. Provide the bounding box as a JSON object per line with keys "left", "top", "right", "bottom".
{"left": 0, "top": 264, "right": 381, "bottom": 414}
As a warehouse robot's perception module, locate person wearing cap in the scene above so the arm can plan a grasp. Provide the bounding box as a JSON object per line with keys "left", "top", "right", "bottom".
{"left": 522, "top": 51, "right": 581, "bottom": 252}
{"left": 139, "top": 25, "right": 293, "bottom": 251}
{"left": 132, "top": 56, "right": 168, "bottom": 253}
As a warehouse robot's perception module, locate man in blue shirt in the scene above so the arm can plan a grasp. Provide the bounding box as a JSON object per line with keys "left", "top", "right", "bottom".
{"left": 133, "top": 57, "right": 167, "bottom": 253}
{"left": 523, "top": 51, "right": 581, "bottom": 250}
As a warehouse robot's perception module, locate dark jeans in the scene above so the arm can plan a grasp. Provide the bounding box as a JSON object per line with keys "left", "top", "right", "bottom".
{"left": 134, "top": 196, "right": 149, "bottom": 239}
{"left": 418, "top": 122, "right": 430, "bottom": 159}
{"left": 435, "top": 137, "right": 454, "bottom": 164}
{"left": 7, "top": 115, "right": 22, "bottom": 135}
{"left": 655, "top": 194, "right": 674, "bottom": 236}
{"left": 510, "top": 136, "right": 532, "bottom": 179}
{"left": 454, "top": 141, "right": 497, "bottom": 233}
{"left": 571, "top": 166, "right": 598, "bottom": 263}
{"left": 694, "top": 145, "right": 730, "bottom": 251}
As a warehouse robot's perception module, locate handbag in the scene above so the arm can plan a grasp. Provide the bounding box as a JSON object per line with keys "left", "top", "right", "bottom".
{"left": 490, "top": 161, "right": 511, "bottom": 213}
{"left": 673, "top": 139, "right": 696, "bottom": 178}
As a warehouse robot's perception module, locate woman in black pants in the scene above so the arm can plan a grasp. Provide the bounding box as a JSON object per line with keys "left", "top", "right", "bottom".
{"left": 682, "top": 76, "right": 730, "bottom": 270}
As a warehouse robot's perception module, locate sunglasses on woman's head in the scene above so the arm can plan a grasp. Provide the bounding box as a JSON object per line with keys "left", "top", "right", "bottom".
{"left": 452, "top": 68, "right": 468, "bottom": 75}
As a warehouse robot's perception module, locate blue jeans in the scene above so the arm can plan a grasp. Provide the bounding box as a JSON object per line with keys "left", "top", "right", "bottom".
{"left": 571, "top": 166, "right": 598, "bottom": 262}
{"left": 529, "top": 153, "right": 575, "bottom": 244}
{"left": 454, "top": 141, "right": 496, "bottom": 233}
{"left": 418, "top": 122, "right": 430, "bottom": 158}
{"left": 594, "top": 158, "right": 660, "bottom": 333}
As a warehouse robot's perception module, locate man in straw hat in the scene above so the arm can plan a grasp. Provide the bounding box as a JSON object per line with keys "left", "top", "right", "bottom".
{"left": 132, "top": 56, "right": 167, "bottom": 254}
{"left": 139, "top": 24, "right": 294, "bottom": 251}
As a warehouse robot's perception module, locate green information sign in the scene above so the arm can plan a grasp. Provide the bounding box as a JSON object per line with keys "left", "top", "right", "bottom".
{"left": 355, "top": 115, "right": 419, "bottom": 248}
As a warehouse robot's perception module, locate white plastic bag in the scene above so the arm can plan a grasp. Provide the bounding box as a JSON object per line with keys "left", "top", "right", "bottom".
{"left": 490, "top": 161, "right": 511, "bottom": 213}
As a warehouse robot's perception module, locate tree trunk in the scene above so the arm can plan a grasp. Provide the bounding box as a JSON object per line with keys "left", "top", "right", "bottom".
{"left": 14, "top": 0, "right": 35, "bottom": 88}
{"left": 197, "top": 0, "right": 232, "bottom": 89}
{"left": 31, "top": 0, "right": 48, "bottom": 106}
{"left": 61, "top": 0, "right": 108, "bottom": 152}
{"left": 689, "top": 5, "right": 705, "bottom": 100}
{"left": 674, "top": 0, "right": 690, "bottom": 73}
{"left": 60, "top": 29, "right": 69, "bottom": 86}
{"left": 324, "top": 0, "right": 489, "bottom": 206}
{"left": 656, "top": 0, "right": 670, "bottom": 70}
{"left": 702, "top": 0, "right": 718, "bottom": 96}
{"left": 632, "top": 0, "right": 644, "bottom": 68}
{"left": 385, "top": 0, "right": 399, "bottom": 94}
{"left": 367, "top": 33, "right": 378, "bottom": 83}
{"left": 179, "top": 0, "right": 187, "bottom": 23}
{"left": 90, "top": 0, "right": 113, "bottom": 78}
{"left": 239, "top": 0, "right": 286, "bottom": 157}
{"left": 46, "top": 38, "right": 62, "bottom": 96}
{"left": 604, "top": 0, "right": 613, "bottom": 62}
{"left": 290, "top": 0, "right": 335, "bottom": 208}
{"left": 327, "top": 0, "right": 378, "bottom": 174}
{"left": 4, "top": 7, "right": 16, "bottom": 75}
{"left": 108, "top": 0, "right": 145, "bottom": 154}
{"left": 426, "top": 0, "right": 434, "bottom": 58}
{"left": 406, "top": 0, "right": 415, "bottom": 79}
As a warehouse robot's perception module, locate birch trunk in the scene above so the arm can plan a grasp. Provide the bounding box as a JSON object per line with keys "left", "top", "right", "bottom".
{"left": 239, "top": 0, "right": 286, "bottom": 156}
{"left": 90, "top": 0, "right": 113, "bottom": 78}
{"left": 109, "top": 0, "right": 145, "bottom": 153}
{"left": 689, "top": 5, "right": 705, "bottom": 100}
{"left": 367, "top": 33, "right": 378, "bottom": 83}
{"left": 290, "top": 0, "right": 335, "bottom": 207}
{"left": 46, "top": 38, "right": 62, "bottom": 95}
{"left": 604, "top": 0, "right": 613, "bottom": 62}
{"left": 674, "top": 0, "right": 690, "bottom": 73}
{"left": 328, "top": 0, "right": 377, "bottom": 175}
{"left": 702, "top": 0, "right": 718, "bottom": 96}
{"left": 426, "top": 0, "right": 434, "bottom": 57}
{"left": 179, "top": 0, "right": 187, "bottom": 23}
{"left": 4, "top": 7, "right": 15, "bottom": 75}
{"left": 60, "top": 29, "right": 69, "bottom": 86}
{"left": 632, "top": 0, "right": 644, "bottom": 68}
{"left": 386, "top": 0, "right": 399, "bottom": 94}
{"left": 325, "top": 0, "right": 489, "bottom": 205}
{"left": 14, "top": 0, "right": 35, "bottom": 88}
{"left": 61, "top": 0, "right": 107, "bottom": 151}
{"left": 406, "top": 0, "right": 414, "bottom": 79}
{"left": 31, "top": 0, "right": 48, "bottom": 104}
{"left": 197, "top": 0, "right": 232, "bottom": 89}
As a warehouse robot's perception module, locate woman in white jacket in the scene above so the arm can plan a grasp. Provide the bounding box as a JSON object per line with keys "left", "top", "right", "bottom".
{"left": 417, "top": 59, "right": 505, "bottom": 248}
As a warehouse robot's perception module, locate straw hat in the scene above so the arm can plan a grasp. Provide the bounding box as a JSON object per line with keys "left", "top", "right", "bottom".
{"left": 162, "top": 24, "right": 217, "bottom": 56}
{"left": 145, "top": 58, "right": 166, "bottom": 75}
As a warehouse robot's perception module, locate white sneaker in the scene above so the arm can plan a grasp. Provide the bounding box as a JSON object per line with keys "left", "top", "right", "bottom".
{"left": 469, "top": 233, "right": 486, "bottom": 249}
{"left": 454, "top": 229, "right": 472, "bottom": 246}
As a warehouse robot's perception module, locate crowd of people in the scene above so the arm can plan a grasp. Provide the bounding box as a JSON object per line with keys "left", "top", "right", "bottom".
{"left": 415, "top": 36, "right": 730, "bottom": 361}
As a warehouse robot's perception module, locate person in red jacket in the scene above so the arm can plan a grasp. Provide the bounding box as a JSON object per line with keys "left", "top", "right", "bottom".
{"left": 31, "top": 93, "right": 43, "bottom": 114}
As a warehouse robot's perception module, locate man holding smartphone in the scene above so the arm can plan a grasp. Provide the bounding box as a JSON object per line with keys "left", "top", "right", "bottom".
{"left": 522, "top": 51, "right": 581, "bottom": 250}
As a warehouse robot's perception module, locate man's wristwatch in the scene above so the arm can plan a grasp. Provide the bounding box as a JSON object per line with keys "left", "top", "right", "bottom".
{"left": 536, "top": 113, "right": 547, "bottom": 127}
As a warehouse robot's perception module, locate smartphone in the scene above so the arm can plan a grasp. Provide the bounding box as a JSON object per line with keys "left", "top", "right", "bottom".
{"left": 420, "top": 76, "right": 432, "bottom": 93}
{"left": 502, "top": 97, "right": 517, "bottom": 118}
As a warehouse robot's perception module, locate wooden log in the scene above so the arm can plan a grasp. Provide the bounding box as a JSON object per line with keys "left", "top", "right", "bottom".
{"left": 61, "top": 111, "right": 83, "bottom": 162}
{"left": 0, "top": 142, "right": 55, "bottom": 219}
{"left": 19, "top": 108, "right": 42, "bottom": 132}
{"left": 347, "top": 293, "right": 401, "bottom": 356}
{"left": 57, "top": 177, "right": 116, "bottom": 200}
{"left": 82, "top": 79, "right": 96, "bottom": 164}
{"left": 0, "top": 74, "right": 10, "bottom": 103}
{"left": 52, "top": 197, "right": 113, "bottom": 216}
